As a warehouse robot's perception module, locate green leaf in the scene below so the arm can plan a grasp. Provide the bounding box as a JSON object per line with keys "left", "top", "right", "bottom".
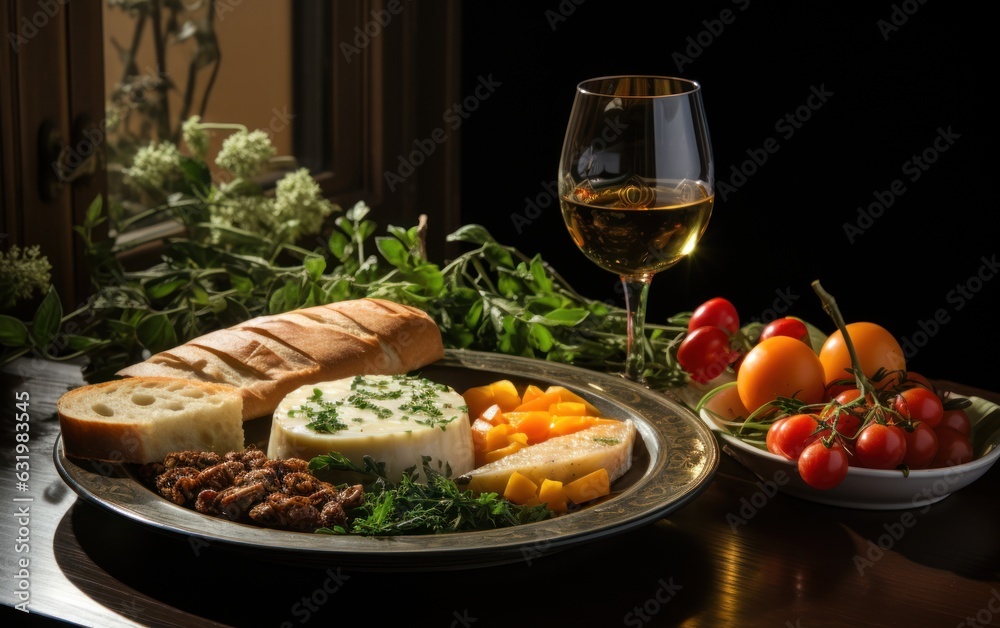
{"left": 386, "top": 225, "right": 412, "bottom": 247}
{"left": 497, "top": 274, "right": 523, "bottom": 298}
{"left": 304, "top": 255, "right": 327, "bottom": 280}
{"left": 446, "top": 224, "right": 495, "bottom": 245}
{"left": 135, "top": 313, "right": 178, "bottom": 354}
{"left": 335, "top": 216, "right": 356, "bottom": 237}
{"left": 528, "top": 323, "right": 554, "bottom": 352}
{"left": 376, "top": 237, "right": 407, "bottom": 267}
{"left": 530, "top": 307, "right": 589, "bottom": 326}
{"left": 328, "top": 230, "right": 349, "bottom": 258}
{"left": 86, "top": 194, "right": 104, "bottom": 225}
{"left": 529, "top": 256, "right": 554, "bottom": 293}
{"left": 65, "top": 335, "right": 106, "bottom": 352}
{"left": 404, "top": 264, "right": 444, "bottom": 294}
{"left": 465, "top": 299, "right": 483, "bottom": 329}
{"left": 146, "top": 277, "right": 188, "bottom": 299}
{"left": 230, "top": 273, "right": 254, "bottom": 296}
{"left": 357, "top": 219, "right": 378, "bottom": 242}
{"left": 30, "top": 286, "right": 62, "bottom": 349}
{"left": 0, "top": 315, "right": 29, "bottom": 347}
{"left": 483, "top": 243, "right": 514, "bottom": 269}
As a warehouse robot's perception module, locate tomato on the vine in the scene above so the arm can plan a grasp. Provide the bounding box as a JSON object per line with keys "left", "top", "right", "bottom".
{"left": 677, "top": 326, "right": 735, "bottom": 384}
{"left": 898, "top": 387, "right": 944, "bottom": 428}
{"left": 737, "top": 336, "right": 826, "bottom": 413}
{"left": 772, "top": 413, "right": 826, "bottom": 460}
{"left": 854, "top": 423, "right": 907, "bottom": 469}
{"left": 938, "top": 408, "right": 971, "bottom": 437}
{"left": 688, "top": 297, "right": 740, "bottom": 336}
{"left": 766, "top": 417, "right": 790, "bottom": 457}
{"left": 759, "top": 317, "right": 811, "bottom": 349}
{"left": 931, "top": 427, "right": 973, "bottom": 467}
{"left": 901, "top": 422, "right": 939, "bottom": 469}
{"left": 798, "top": 440, "right": 849, "bottom": 490}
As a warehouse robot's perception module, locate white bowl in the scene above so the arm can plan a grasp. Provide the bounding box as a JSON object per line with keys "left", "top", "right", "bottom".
{"left": 697, "top": 394, "right": 1000, "bottom": 510}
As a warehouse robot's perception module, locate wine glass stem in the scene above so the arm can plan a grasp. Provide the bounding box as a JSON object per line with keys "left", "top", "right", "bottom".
{"left": 621, "top": 275, "right": 652, "bottom": 383}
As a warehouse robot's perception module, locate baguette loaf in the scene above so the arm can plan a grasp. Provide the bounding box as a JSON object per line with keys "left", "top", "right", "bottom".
{"left": 116, "top": 298, "right": 444, "bottom": 420}
{"left": 58, "top": 377, "right": 245, "bottom": 464}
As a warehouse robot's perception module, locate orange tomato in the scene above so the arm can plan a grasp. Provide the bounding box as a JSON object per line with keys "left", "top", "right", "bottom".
{"left": 818, "top": 322, "right": 906, "bottom": 390}
{"left": 737, "top": 336, "right": 826, "bottom": 413}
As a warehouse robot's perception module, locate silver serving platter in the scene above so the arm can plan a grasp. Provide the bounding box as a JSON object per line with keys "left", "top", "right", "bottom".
{"left": 54, "top": 349, "right": 719, "bottom": 571}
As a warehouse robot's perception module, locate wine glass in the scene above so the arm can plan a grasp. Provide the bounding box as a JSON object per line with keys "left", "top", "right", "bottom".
{"left": 558, "top": 76, "right": 714, "bottom": 383}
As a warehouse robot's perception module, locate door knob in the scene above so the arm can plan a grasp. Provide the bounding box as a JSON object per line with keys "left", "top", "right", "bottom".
{"left": 38, "top": 119, "right": 102, "bottom": 201}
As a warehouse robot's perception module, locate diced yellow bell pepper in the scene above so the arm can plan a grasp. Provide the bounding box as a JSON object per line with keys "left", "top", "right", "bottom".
{"left": 503, "top": 471, "right": 538, "bottom": 504}
{"left": 549, "top": 401, "right": 587, "bottom": 416}
{"left": 485, "top": 440, "right": 525, "bottom": 464}
{"left": 563, "top": 468, "right": 610, "bottom": 504}
{"left": 486, "top": 424, "right": 512, "bottom": 451}
{"left": 538, "top": 479, "right": 568, "bottom": 513}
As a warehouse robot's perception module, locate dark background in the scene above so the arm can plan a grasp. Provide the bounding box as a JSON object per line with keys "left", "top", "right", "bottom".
{"left": 457, "top": 1, "right": 997, "bottom": 392}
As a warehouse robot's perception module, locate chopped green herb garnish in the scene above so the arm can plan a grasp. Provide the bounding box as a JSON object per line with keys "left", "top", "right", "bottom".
{"left": 592, "top": 437, "right": 621, "bottom": 445}
{"left": 310, "top": 454, "right": 552, "bottom": 536}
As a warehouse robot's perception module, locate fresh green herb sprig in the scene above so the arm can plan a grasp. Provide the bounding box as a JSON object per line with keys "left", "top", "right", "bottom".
{"left": 0, "top": 193, "right": 691, "bottom": 390}
{"left": 309, "top": 453, "right": 552, "bottom": 535}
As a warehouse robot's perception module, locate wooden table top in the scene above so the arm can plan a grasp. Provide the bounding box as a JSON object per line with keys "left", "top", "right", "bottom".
{"left": 2, "top": 358, "right": 998, "bottom": 627}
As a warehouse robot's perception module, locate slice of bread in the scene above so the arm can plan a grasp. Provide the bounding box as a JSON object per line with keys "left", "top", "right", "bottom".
{"left": 57, "top": 377, "right": 245, "bottom": 464}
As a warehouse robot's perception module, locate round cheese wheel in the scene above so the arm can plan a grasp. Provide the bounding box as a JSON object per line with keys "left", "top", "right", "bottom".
{"left": 267, "top": 374, "right": 474, "bottom": 482}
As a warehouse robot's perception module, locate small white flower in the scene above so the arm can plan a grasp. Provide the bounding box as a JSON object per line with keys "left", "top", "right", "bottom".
{"left": 182, "top": 115, "right": 210, "bottom": 160}
{"left": 274, "top": 168, "right": 334, "bottom": 240}
{"left": 215, "top": 129, "right": 275, "bottom": 180}
{"left": 0, "top": 244, "right": 52, "bottom": 304}
{"left": 122, "top": 141, "right": 182, "bottom": 192}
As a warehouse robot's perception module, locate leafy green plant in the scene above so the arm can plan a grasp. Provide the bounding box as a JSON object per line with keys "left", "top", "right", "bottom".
{"left": 0, "top": 191, "right": 692, "bottom": 388}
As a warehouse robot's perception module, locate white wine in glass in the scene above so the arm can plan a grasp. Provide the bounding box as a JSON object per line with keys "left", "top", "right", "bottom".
{"left": 558, "top": 76, "right": 714, "bottom": 383}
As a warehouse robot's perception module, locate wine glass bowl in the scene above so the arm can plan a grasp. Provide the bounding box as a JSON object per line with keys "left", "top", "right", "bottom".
{"left": 558, "top": 76, "right": 714, "bottom": 382}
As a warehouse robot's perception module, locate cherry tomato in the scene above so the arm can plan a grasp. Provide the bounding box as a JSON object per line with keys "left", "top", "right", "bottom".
{"left": 819, "top": 322, "right": 906, "bottom": 390}
{"left": 766, "top": 417, "right": 791, "bottom": 456}
{"left": 898, "top": 387, "right": 944, "bottom": 428}
{"left": 677, "top": 326, "right": 734, "bottom": 384}
{"left": 901, "top": 422, "right": 939, "bottom": 469}
{"left": 822, "top": 400, "right": 864, "bottom": 443}
{"left": 854, "top": 423, "right": 907, "bottom": 470}
{"left": 773, "top": 413, "right": 827, "bottom": 460}
{"left": 931, "top": 427, "right": 974, "bottom": 467}
{"left": 798, "top": 440, "right": 850, "bottom": 490}
{"left": 938, "top": 408, "right": 971, "bottom": 437}
{"left": 737, "top": 336, "right": 826, "bottom": 414}
{"left": 759, "top": 317, "right": 811, "bottom": 349}
{"left": 689, "top": 297, "right": 740, "bottom": 336}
